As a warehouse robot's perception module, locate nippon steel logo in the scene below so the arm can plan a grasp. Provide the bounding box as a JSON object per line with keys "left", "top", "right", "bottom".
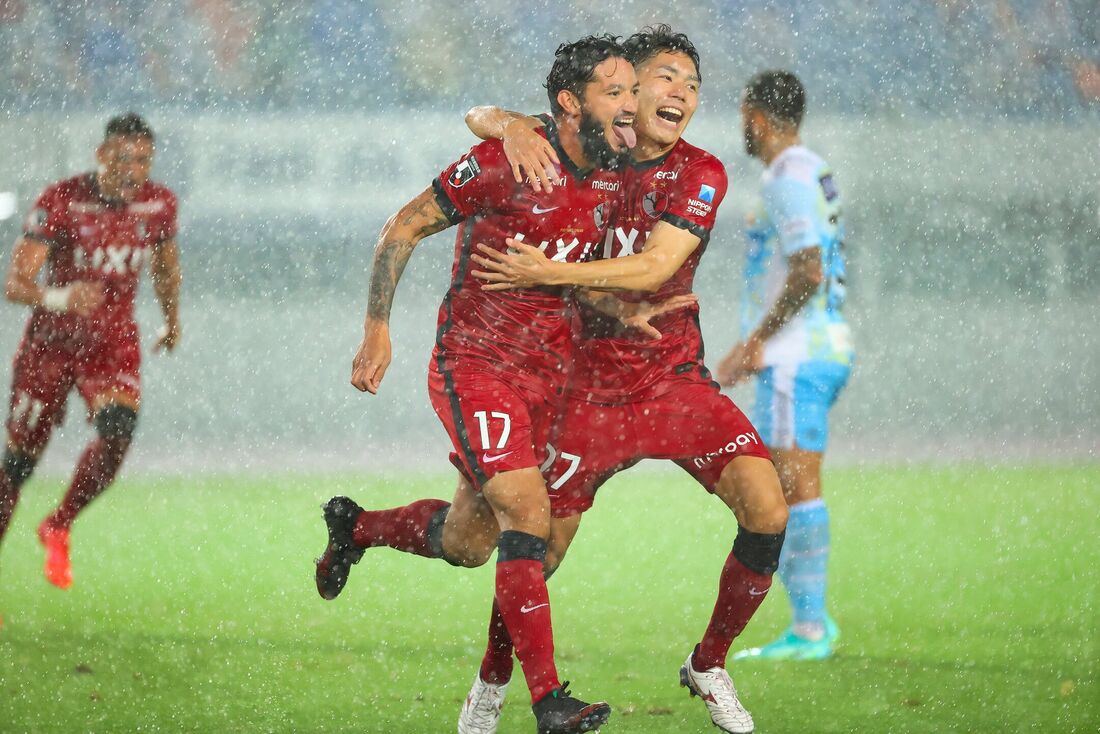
{"left": 693, "top": 433, "right": 761, "bottom": 468}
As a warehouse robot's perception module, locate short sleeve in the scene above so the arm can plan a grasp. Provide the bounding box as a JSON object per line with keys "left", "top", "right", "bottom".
{"left": 763, "top": 176, "right": 820, "bottom": 256}
{"left": 151, "top": 190, "right": 178, "bottom": 243}
{"left": 23, "top": 184, "right": 68, "bottom": 245}
{"left": 432, "top": 139, "right": 511, "bottom": 223}
{"left": 660, "top": 159, "right": 728, "bottom": 242}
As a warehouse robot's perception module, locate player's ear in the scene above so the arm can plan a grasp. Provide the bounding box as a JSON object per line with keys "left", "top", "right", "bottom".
{"left": 557, "top": 89, "right": 582, "bottom": 117}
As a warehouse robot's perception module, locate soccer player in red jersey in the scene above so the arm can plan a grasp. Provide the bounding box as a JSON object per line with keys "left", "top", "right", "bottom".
{"left": 0, "top": 113, "right": 181, "bottom": 594}
{"left": 315, "top": 36, "right": 638, "bottom": 734}
{"left": 461, "top": 27, "right": 788, "bottom": 734}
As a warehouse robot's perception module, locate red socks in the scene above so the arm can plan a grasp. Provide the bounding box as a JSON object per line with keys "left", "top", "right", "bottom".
{"left": 495, "top": 531, "right": 559, "bottom": 703}
{"left": 352, "top": 499, "right": 449, "bottom": 558}
{"left": 694, "top": 553, "right": 773, "bottom": 670}
{"left": 479, "top": 598, "right": 515, "bottom": 685}
{"left": 47, "top": 437, "right": 129, "bottom": 529}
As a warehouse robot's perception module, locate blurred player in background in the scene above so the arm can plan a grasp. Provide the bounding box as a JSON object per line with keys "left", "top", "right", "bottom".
{"left": 715, "top": 71, "right": 854, "bottom": 661}
{"left": 316, "top": 36, "right": 637, "bottom": 734}
{"left": 0, "top": 113, "right": 181, "bottom": 595}
{"left": 462, "top": 26, "right": 788, "bottom": 734}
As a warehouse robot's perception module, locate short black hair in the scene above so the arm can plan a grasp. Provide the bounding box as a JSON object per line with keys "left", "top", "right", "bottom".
{"left": 104, "top": 112, "right": 154, "bottom": 143}
{"left": 744, "top": 70, "right": 805, "bottom": 127}
{"left": 623, "top": 25, "right": 701, "bottom": 81}
{"left": 545, "top": 34, "right": 627, "bottom": 115}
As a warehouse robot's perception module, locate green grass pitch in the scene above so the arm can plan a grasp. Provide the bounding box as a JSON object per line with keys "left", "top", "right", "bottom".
{"left": 0, "top": 465, "right": 1096, "bottom": 732}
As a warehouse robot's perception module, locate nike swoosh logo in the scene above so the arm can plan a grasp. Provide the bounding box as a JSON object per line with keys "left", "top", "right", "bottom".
{"left": 532, "top": 205, "right": 559, "bottom": 214}
{"left": 748, "top": 587, "right": 769, "bottom": 596}
{"left": 520, "top": 602, "right": 549, "bottom": 614}
{"left": 483, "top": 451, "right": 514, "bottom": 464}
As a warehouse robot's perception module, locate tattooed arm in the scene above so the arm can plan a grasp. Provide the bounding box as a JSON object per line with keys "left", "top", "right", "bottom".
{"left": 351, "top": 187, "right": 454, "bottom": 394}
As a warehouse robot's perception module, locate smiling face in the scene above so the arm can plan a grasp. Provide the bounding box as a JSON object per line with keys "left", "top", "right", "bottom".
{"left": 575, "top": 55, "right": 638, "bottom": 160}
{"left": 633, "top": 50, "right": 700, "bottom": 151}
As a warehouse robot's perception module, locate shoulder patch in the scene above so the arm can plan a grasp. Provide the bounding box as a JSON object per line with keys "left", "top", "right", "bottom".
{"left": 448, "top": 156, "right": 482, "bottom": 188}
{"left": 697, "top": 184, "right": 716, "bottom": 203}
{"left": 819, "top": 174, "right": 838, "bottom": 202}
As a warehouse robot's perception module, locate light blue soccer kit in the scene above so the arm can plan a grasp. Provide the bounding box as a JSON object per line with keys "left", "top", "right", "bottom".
{"left": 742, "top": 145, "right": 852, "bottom": 640}
{"left": 742, "top": 144, "right": 853, "bottom": 453}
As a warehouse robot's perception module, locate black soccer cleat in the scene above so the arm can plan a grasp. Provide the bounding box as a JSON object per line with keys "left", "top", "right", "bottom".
{"left": 314, "top": 496, "right": 366, "bottom": 600}
{"left": 532, "top": 682, "right": 611, "bottom": 734}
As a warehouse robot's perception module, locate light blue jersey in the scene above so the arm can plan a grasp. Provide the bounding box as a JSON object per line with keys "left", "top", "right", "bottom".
{"left": 743, "top": 145, "right": 853, "bottom": 452}
{"left": 742, "top": 145, "right": 853, "bottom": 366}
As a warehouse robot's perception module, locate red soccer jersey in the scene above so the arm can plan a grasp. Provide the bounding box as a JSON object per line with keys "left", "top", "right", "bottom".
{"left": 22, "top": 172, "right": 178, "bottom": 343}
{"left": 569, "top": 137, "right": 728, "bottom": 403}
{"left": 431, "top": 117, "right": 621, "bottom": 395}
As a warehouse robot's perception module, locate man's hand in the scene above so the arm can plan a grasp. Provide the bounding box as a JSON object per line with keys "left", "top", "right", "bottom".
{"left": 716, "top": 336, "right": 764, "bottom": 387}
{"left": 66, "top": 281, "right": 105, "bottom": 317}
{"left": 153, "top": 320, "right": 181, "bottom": 353}
{"left": 618, "top": 294, "right": 699, "bottom": 339}
{"left": 471, "top": 240, "right": 559, "bottom": 290}
{"left": 350, "top": 323, "right": 392, "bottom": 394}
{"left": 503, "top": 119, "right": 559, "bottom": 193}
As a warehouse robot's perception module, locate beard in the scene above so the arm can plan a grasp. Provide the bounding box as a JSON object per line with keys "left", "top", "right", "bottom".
{"left": 578, "top": 107, "right": 628, "bottom": 170}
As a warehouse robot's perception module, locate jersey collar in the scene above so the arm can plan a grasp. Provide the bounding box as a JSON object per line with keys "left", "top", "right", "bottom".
{"left": 628, "top": 144, "right": 675, "bottom": 171}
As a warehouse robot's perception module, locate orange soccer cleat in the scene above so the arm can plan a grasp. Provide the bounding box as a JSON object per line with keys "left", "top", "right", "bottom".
{"left": 37, "top": 519, "right": 73, "bottom": 590}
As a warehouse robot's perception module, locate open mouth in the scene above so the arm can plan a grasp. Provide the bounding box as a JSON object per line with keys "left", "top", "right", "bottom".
{"left": 656, "top": 106, "right": 684, "bottom": 124}
{"left": 612, "top": 116, "right": 637, "bottom": 148}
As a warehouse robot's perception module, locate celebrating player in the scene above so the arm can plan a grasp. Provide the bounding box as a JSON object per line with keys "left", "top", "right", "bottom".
{"left": 316, "top": 36, "right": 637, "bottom": 734}
{"left": 461, "top": 26, "right": 789, "bottom": 734}
{"left": 0, "top": 113, "right": 181, "bottom": 593}
{"left": 715, "top": 71, "right": 853, "bottom": 662}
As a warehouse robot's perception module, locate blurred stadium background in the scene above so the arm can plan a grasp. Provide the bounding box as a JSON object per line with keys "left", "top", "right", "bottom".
{"left": 1, "top": 0, "right": 1096, "bottom": 473}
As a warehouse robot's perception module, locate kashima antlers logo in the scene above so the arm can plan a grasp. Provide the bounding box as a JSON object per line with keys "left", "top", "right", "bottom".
{"left": 642, "top": 190, "right": 668, "bottom": 218}
{"left": 593, "top": 202, "right": 608, "bottom": 229}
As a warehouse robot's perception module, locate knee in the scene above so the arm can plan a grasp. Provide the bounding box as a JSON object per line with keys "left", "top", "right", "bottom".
{"left": 3, "top": 447, "right": 37, "bottom": 490}
{"left": 443, "top": 544, "right": 495, "bottom": 568}
{"left": 440, "top": 526, "right": 497, "bottom": 568}
{"left": 748, "top": 501, "right": 788, "bottom": 535}
{"left": 94, "top": 405, "right": 138, "bottom": 444}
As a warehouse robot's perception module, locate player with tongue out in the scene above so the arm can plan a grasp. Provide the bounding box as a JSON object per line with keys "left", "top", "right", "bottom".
{"left": 462, "top": 25, "right": 789, "bottom": 734}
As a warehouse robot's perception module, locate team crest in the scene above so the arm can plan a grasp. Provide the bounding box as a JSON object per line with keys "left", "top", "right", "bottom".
{"left": 448, "top": 156, "right": 481, "bottom": 188}
{"left": 642, "top": 190, "right": 668, "bottom": 218}
{"left": 593, "top": 202, "right": 608, "bottom": 229}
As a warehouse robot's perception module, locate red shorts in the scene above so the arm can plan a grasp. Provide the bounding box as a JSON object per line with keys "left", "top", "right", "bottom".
{"left": 542, "top": 379, "right": 771, "bottom": 517}
{"left": 428, "top": 364, "right": 555, "bottom": 490}
{"left": 6, "top": 328, "right": 141, "bottom": 453}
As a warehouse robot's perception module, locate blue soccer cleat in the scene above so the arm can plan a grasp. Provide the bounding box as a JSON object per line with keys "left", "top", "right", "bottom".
{"left": 733, "top": 615, "right": 839, "bottom": 662}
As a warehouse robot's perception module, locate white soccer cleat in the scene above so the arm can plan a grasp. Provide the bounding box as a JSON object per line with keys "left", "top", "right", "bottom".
{"left": 458, "top": 674, "right": 509, "bottom": 734}
{"left": 679, "top": 652, "right": 755, "bottom": 734}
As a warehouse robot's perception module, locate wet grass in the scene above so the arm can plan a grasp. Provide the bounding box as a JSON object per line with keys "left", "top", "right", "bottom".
{"left": 0, "top": 465, "right": 1096, "bottom": 732}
